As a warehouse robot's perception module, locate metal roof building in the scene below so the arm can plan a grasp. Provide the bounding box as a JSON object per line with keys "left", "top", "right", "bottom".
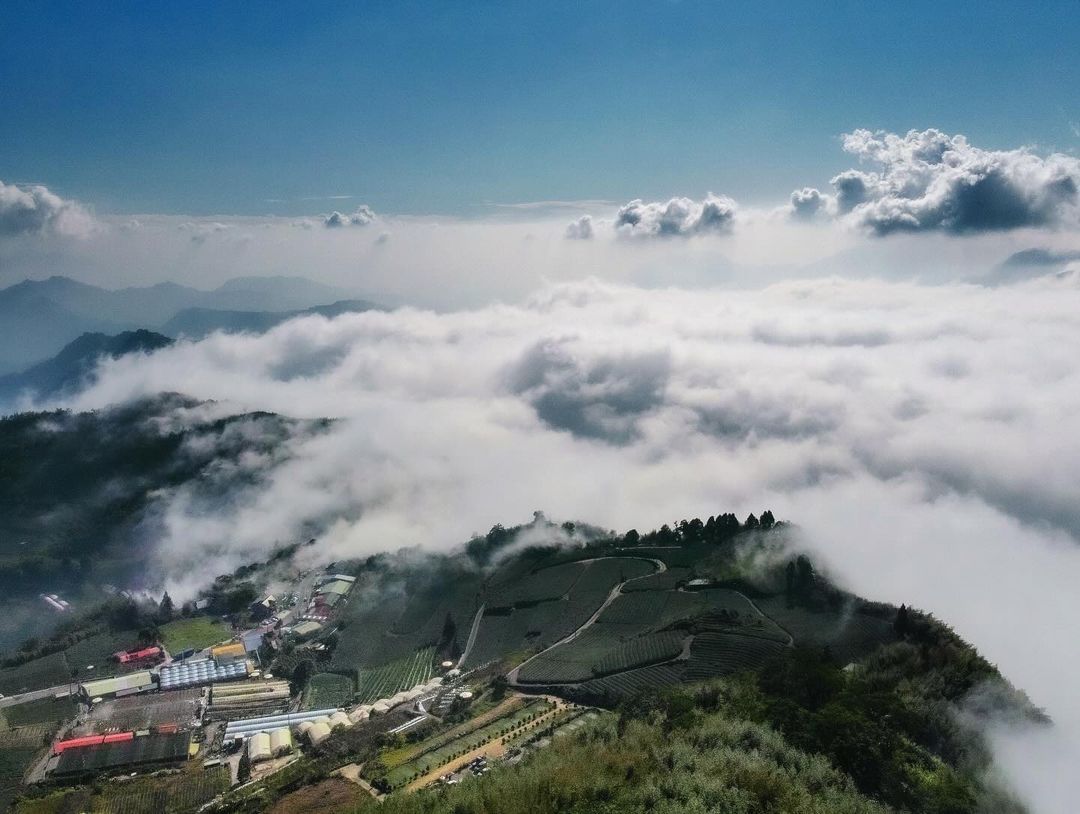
{"left": 80, "top": 671, "right": 156, "bottom": 699}
{"left": 291, "top": 620, "right": 322, "bottom": 639}
{"left": 316, "top": 579, "right": 354, "bottom": 596}
{"left": 222, "top": 708, "right": 340, "bottom": 741}
{"left": 159, "top": 659, "right": 247, "bottom": 691}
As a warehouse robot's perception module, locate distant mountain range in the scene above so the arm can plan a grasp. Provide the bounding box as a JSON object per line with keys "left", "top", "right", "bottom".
{"left": 0, "top": 275, "right": 379, "bottom": 375}
{"left": 0, "top": 330, "right": 173, "bottom": 406}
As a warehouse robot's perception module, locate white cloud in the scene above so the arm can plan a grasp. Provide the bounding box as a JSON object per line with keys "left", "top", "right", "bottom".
{"left": 799, "top": 129, "right": 1080, "bottom": 235}
{"left": 49, "top": 274, "right": 1080, "bottom": 812}
{"left": 0, "top": 180, "right": 97, "bottom": 238}
{"left": 324, "top": 204, "right": 376, "bottom": 228}
{"left": 564, "top": 214, "right": 594, "bottom": 240}
{"left": 614, "top": 193, "right": 737, "bottom": 238}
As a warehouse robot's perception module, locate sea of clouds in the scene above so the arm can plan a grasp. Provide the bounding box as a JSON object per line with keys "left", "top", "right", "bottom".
{"left": 48, "top": 273, "right": 1080, "bottom": 812}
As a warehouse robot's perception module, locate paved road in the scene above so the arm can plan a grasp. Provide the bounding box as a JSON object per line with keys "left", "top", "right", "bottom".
{"left": 0, "top": 683, "right": 75, "bottom": 709}
{"left": 507, "top": 557, "right": 665, "bottom": 686}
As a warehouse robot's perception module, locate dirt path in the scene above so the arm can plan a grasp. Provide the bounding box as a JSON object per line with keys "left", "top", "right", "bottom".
{"left": 333, "top": 763, "right": 382, "bottom": 799}
{"left": 404, "top": 701, "right": 567, "bottom": 792}
{"left": 507, "top": 557, "right": 665, "bottom": 685}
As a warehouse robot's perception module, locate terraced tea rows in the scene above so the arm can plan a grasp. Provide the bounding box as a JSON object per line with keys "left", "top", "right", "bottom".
{"left": 684, "top": 631, "right": 785, "bottom": 680}
{"left": 355, "top": 647, "right": 436, "bottom": 704}
{"left": 576, "top": 663, "right": 687, "bottom": 699}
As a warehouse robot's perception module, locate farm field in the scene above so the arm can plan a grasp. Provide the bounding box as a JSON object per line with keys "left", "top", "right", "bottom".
{"left": 683, "top": 631, "right": 786, "bottom": 681}
{"left": 754, "top": 597, "right": 896, "bottom": 663}
{"left": 14, "top": 787, "right": 94, "bottom": 814}
{"left": 303, "top": 672, "right": 355, "bottom": 710}
{"left": 485, "top": 562, "right": 589, "bottom": 608}
{"left": 576, "top": 662, "right": 687, "bottom": 700}
{"left": 620, "top": 567, "right": 692, "bottom": 592}
{"left": 0, "top": 653, "right": 70, "bottom": 695}
{"left": 517, "top": 628, "right": 686, "bottom": 684}
{"left": 382, "top": 698, "right": 554, "bottom": 789}
{"left": 60, "top": 629, "right": 145, "bottom": 676}
{"left": 159, "top": 617, "right": 232, "bottom": 654}
{"left": 0, "top": 695, "right": 76, "bottom": 729}
{"left": 464, "top": 558, "right": 657, "bottom": 669}
{"left": 0, "top": 746, "right": 43, "bottom": 812}
{"left": 267, "top": 778, "right": 367, "bottom": 814}
{"left": 87, "top": 765, "right": 230, "bottom": 814}
{"left": 355, "top": 647, "right": 436, "bottom": 704}
{"left": 380, "top": 697, "right": 528, "bottom": 769}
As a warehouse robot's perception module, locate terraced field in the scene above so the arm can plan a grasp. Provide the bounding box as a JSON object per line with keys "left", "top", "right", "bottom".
{"left": 517, "top": 628, "right": 686, "bottom": 684}
{"left": 355, "top": 647, "right": 436, "bottom": 704}
{"left": 621, "top": 567, "right": 692, "bottom": 592}
{"left": 755, "top": 598, "right": 896, "bottom": 663}
{"left": 91, "top": 765, "right": 230, "bottom": 814}
{"left": 465, "top": 558, "right": 658, "bottom": 669}
{"left": 683, "top": 631, "right": 786, "bottom": 680}
{"left": 576, "top": 662, "right": 687, "bottom": 699}
{"left": 486, "top": 562, "right": 589, "bottom": 609}
{"left": 594, "top": 631, "right": 686, "bottom": 676}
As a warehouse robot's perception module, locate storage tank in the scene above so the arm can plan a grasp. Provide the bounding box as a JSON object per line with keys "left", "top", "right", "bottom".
{"left": 307, "top": 721, "right": 332, "bottom": 745}
{"left": 247, "top": 731, "right": 272, "bottom": 763}
{"left": 269, "top": 727, "right": 292, "bottom": 756}
{"left": 329, "top": 711, "right": 351, "bottom": 729}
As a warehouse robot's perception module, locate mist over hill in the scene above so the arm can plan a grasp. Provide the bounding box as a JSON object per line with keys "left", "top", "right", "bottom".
{"left": 0, "top": 275, "right": 371, "bottom": 373}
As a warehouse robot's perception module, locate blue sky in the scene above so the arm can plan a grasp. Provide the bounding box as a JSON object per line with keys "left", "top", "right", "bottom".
{"left": 2, "top": 1, "right": 1079, "bottom": 216}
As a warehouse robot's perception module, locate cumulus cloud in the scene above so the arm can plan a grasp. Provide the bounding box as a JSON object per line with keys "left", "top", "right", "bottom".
{"left": 614, "top": 193, "right": 737, "bottom": 238}
{"left": 787, "top": 186, "right": 833, "bottom": 221}
{"left": 324, "top": 204, "right": 376, "bottom": 228}
{"left": 800, "top": 129, "right": 1080, "bottom": 235}
{"left": 0, "top": 180, "right": 97, "bottom": 238}
{"left": 564, "top": 214, "right": 594, "bottom": 240}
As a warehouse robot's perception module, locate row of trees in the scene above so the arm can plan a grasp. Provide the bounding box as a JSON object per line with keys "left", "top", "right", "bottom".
{"left": 622, "top": 509, "right": 777, "bottom": 547}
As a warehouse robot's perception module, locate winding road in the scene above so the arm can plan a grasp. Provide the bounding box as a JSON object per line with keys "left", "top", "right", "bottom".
{"left": 506, "top": 557, "right": 665, "bottom": 686}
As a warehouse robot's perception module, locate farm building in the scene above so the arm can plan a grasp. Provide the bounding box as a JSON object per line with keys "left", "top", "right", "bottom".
{"left": 80, "top": 671, "right": 156, "bottom": 700}
{"left": 158, "top": 658, "right": 248, "bottom": 690}
{"left": 48, "top": 731, "right": 192, "bottom": 779}
{"left": 209, "top": 642, "right": 247, "bottom": 664}
{"left": 112, "top": 646, "right": 163, "bottom": 666}
{"left": 207, "top": 679, "right": 290, "bottom": 719}
{"left": 316, "top": 579, "right": 354, "bottom": 597}
{"left": 247, "top": 732, "right": 272, "bottom": 762}
{"left": 329, "top": 711, "right": 351, "bottom": 729}
{"left": 221, "top": 708, "right": 340, "bottom": 744}
{"left": 269, "top": 727, "right": 293, "bottom": 756}
{"left": 307, "top": 721, "right": 332, "bottom": 745}
{"left": 291, "top": 620, "right": 322, "bottom": 639}
{"left": 249, "top": 594, "right": 277, "bottom": 621}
